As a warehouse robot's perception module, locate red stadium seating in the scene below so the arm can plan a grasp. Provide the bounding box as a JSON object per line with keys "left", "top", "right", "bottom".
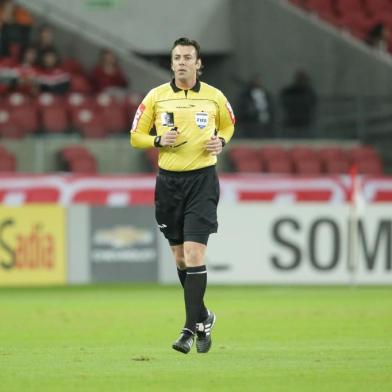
{"left": 347, "top": 145, "right": 379, "bottom": 162}
{"left": 11, "top": 105, "right": 39, "bottom": 136}
{"left": 96, "top": 94, "right": 128, "bottom": 134}
{"left": 290, "top": 146, "right": 318, "bottom": 160}
{"left": 62, "top": 58, "right": 85, "bottom": 75}
{"left": 258, "top": 146, "right": 288, "bottom": 161}
{"left": 58, "top": 145, "right": 97, "bottom": 173}
{"left": 0, "top": 148, "right": 16, "bottom": 171}
{"left": 234, "top": 159, "right": 263, "bottom": 173}
{"left": 294, "top": 156, "right": 323, "bottom": 175}
{"left": 324, "top": 158, "right": 350, "bottom": 174}
{"left": 228, "top": 147, "right": 262, "bottom": 172}
{"left": 42, "top": 106, "right": 69, "bottom": 134}
{"left": 318, "top": 146, "right": 345, "bottom": 161}
{"left": 68, "top": 155, "right": 98, "bottom": 174}
{"left": 264, "top": 157, "right": 294, "bottom": 174}
{"left": 335, "top": 0, "right": 365, "bottom": 15}
{"left": 0, "top": 109, "right": 25, "bottom": 138}
{"left": 356, "top": 157, "right": 383, "bottom": 175}
{"left": 70, "top": 74, "right": 93, "bottom": 94}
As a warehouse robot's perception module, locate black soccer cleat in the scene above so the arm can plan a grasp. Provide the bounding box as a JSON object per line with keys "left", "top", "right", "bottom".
{"left": 196, "top": 311, "right": 216, "bottom": 353}
{"left": 172, "top": 329, "right": 195, "bottom": 354}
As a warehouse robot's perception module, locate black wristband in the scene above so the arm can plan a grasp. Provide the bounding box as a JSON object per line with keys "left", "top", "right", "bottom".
{"left": 154, "top": 135, "right": 162, "bottom": 147}
{"left": 219, "top": 137, "right": 226, "bottom": 148}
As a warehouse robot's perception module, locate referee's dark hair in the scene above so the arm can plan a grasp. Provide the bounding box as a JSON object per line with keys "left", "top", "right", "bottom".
{"left": 171, "top": 37, "right": 201, "bottom": 59}
{"left": 171, "top": 37, "right": 203, "bottom": 76}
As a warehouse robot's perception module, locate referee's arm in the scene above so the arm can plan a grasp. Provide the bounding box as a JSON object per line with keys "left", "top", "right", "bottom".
{"left": 130, "top": 92, "right": 155, "bottom": 149}
{"left": 217, "top": 93, "right": 236, "bottom": 145}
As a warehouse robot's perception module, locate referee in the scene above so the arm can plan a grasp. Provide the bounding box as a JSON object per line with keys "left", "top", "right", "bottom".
{"left": 130, "top": 37, "right": 235, "bottom": 354}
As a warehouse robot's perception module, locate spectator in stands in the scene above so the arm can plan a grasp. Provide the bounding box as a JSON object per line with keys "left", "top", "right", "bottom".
{"left": 237, "top": 75, "right": 274, "bottom": 138}
{"left": 36, "top": 50, "right": 70, "bottom": 94}
{"left": 16, "top": 45, "right": 39, "bottom": 94}
{"left": 91, "top": 48, "right": 128, "bottom": 93}
{"left": 0, "top": 0, "right": 33, "bottom": 59}
{"left": 366, "top": 23, "right": 390, "bottom": 53}
{"left": 35, "top": 24, "right": 58, "bottom": 65}
{"left": 280, "top": 70, "right": 317, "bottom": 137}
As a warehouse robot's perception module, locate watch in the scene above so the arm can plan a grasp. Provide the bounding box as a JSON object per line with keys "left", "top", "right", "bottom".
{"left": 154, "top": 135, "right": 162, "bottom": 147}
{"left": 219, "top": 137, "right": 226, "bottom": 148}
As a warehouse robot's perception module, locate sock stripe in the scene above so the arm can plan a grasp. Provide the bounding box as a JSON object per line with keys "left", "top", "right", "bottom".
{"left": 187, "top": 270, "right": 207, "bottom": 275}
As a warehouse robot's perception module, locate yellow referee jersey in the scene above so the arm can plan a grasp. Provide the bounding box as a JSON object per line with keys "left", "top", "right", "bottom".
{"left": 130, "top": 79, "right": 235, "bottom": 171}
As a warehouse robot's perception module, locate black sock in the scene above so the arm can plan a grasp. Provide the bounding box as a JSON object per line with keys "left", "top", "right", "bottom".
{"left": 177, "top": 268, "right": 209, "bottom": 322}
{"left": 177, "top": 268, "right": 187, "bottom": 287}
{"left": 183, "top": 265, "right": 207, "bottom": 333}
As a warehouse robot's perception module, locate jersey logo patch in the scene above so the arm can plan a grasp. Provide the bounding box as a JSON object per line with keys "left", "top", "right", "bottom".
{"left": 225, "top": 101, "right": 236, "bottom": 125}
{"left": 131, "top": 103, "right": 145, "bottom": 132}
{"left": 195, "top": 112, "right": 209, "bottom": 129}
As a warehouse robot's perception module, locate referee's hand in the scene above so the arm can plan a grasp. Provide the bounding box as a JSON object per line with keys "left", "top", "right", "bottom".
{"left": 161, "top": 128, "right": 179, "bottom": 146}
{"left": 205, "top": 135, "right": 223, "bottom": 156}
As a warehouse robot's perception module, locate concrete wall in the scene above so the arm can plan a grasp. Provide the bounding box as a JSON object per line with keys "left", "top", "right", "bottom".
{"left": 19, "top": 0, "right": 232, "bottom": 54}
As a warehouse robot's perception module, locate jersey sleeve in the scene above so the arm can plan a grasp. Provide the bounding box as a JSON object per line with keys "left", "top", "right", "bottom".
{"left": 129, "top": 89, "right": 156, "bottom": 149}
{"left": 216, "top": 91, "right": 235, "bottom": 144}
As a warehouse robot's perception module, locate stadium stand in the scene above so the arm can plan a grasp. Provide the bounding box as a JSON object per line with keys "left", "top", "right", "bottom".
{"left": 226, "top": 144, "right": 384, "bottom": 175}
{"left": 289, "top": 0, "right": 392, "bottom": 49}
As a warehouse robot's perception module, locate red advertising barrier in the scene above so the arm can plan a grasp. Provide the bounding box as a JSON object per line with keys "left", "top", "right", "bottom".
{"left": 0, "top": 174, "right": 391, "bottom": 205}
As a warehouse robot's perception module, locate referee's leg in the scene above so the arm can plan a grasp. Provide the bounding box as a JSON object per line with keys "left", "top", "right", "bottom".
{"left": 170, "top": 244, "right": 209, "bottom": 322}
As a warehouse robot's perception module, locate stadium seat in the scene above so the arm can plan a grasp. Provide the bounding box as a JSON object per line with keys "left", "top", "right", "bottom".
{"left": 356, "top": 157, "right": 383, "bottom": 175}
{"left": 228, "top": 147, "right": 262, "bottom": 172}
{"left": 229, "top": 146, "right": 258, "bottom": 159}
{"left": 234, "top": 159, "right": 263, "bottom": 173}
{"left": 364, "top": 0, "right": 392, "bottom": 16}
{"left": 41, "top": 106, "right": 69, "bottom": 134}
{"left": 62, "top": 57, "right": 85, "bottom": 75}
{"left": 0, "top": 109, "right": 25, "bottom": 138}
{"left": 73, "top": 109, "right": 107, "bottom": 138}
{"left": 96, "top": 93, "right": 128, "bottom": 134}
{"left": 37, "top": 92, "right": 66, "bottom": 108}
{"left": 307, "top": 0, "right": 336, "bottom": 18}
{"left": 318, "top": 146, "right": 345, "bottom": 161}
{"left": 3, "top": 93, "right": 39, "bottom": 135}
{"left": 0, "top": 151, "right": 16, "bottom": 171}
{"left": 61, "top": 145, "right": 91, "bottom": 160}
{"left": 294, "top": 156, "right": 323, "bottom": 175}
{"left": 304, "top": 0, "right": 341, "bottom": 25}
{"left": 70, "top": 74, "right": 93, "bottom": 94}
{"left": 347, "top": 145, "right": 379, "bottom": 162}
{"left": 264, "top": 157, "right": 293, "bottom": 174}
{"left": 290, "top": 146, "right": 318, "bottom": 160}
{"left": 336, "top": 11, "right": 374, "bottom": 38}
{"left": 123, "top": 92, "right": 143, "bottom": 120}
{"left": 258, "top": 146, "right": 288, "bottom": 161}
{"left": 324, "top": 158, "right": 350, "bottom": 174}
{"left": 68, "top": 155, "right": 98, "bottom": 174}
{"left": 335, "top": 0, "right": 366, "bottom": 15}
{"left": 11, "top": 105, "right": 39, "bottom": 135}
{"left": 58, "top": 145, "right": 96, "bottom": 172}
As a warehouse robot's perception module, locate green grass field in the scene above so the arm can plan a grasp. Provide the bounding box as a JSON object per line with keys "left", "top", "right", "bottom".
{"left": 1, "top": 285, "right": 392, "bottom": 391}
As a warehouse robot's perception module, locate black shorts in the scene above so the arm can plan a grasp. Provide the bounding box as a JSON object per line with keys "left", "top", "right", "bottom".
{"left": 155, "top": 165, "right": 220, "bottom": 245}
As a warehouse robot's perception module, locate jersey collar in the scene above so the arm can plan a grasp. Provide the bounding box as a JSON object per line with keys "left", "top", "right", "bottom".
{"left": 170, "top": 79, "right": 201, "bottom": 93}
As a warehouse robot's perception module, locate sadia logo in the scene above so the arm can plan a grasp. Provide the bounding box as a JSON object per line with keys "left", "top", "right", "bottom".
{"left": 0, "top": 219, "right": 55, "bottom": 270}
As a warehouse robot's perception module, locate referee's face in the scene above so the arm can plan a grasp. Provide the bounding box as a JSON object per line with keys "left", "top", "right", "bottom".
{"left": 171, "top": 45, "right": 201, "bottom": 84}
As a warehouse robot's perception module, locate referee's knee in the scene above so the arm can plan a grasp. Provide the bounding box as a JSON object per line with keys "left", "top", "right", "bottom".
{"left": 184, "top": 242, "right": 206, "bottom": 267}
